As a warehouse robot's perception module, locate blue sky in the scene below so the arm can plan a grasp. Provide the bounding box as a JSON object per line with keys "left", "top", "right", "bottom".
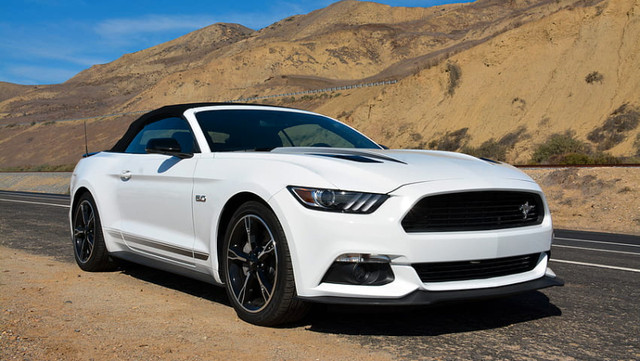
{"left": 0, "top": 0, "right": 469, "bottom": 85}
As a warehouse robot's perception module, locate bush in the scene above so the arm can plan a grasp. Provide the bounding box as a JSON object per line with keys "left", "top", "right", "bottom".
{"left": 588, "top": 104, "right": 640, "bottom": 150}
{"left": 548, "top": 153, "right": 591, "bottom": 165}
{"left": 445, "top": 62, "right": 461, "bottom": 96}
{"left": 591, "top": 152, "right": 621, "bottom": 164}
{"left": 546, "top": 152, "right": 620, "bottom": 165}
{"left": 531, "top": 131, "right": 623, "bottom": 164}
{"left": 464, "top": 126, "right": 530, "bottom": 161}
{"left": 585, "top": 71, "right": 604, "bottom": 84}
{"left": 428, "top": 128, "right": 469, "bottom": 151}
{"left": 531, "top": 131, "right": 589, "bottom": 164}
{"left": 499, "top": 126, "right": 529, "bottom": 148}
{"left": 462, "top": 139, "right": 507, "bottom": 161}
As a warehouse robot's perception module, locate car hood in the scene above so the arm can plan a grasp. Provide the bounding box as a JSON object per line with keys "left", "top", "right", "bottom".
{"left": 268, "top": 148, "right": 536, "bottom": 193}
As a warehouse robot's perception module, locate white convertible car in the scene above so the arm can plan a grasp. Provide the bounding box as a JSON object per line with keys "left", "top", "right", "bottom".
{"left": 70, "top": 103, "right": 563, "bottom": 325}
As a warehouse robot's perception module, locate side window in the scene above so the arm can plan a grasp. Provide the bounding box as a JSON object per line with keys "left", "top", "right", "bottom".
{"left": 124, "top": 117, "right": 198, "bottom": 154}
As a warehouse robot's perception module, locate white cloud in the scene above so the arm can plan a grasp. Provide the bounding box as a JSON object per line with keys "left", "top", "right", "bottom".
{"left": 95, "top": 14, "right": 215, "bottom": 38}
{"left": 14, "top": 43, "right": 106, "bottom": 67}
{"left": 4, "top": 65, "right": 78, "bottom": 85}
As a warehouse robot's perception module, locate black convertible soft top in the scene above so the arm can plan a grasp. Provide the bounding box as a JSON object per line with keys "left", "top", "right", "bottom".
{"left": 110, "top": 102, "right": 284, "bottom": 152}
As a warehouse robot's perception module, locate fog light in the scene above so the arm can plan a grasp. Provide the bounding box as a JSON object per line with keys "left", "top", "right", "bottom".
{"left": 321, "top": 254, "right": 394, "bottom": 286}
{"left": 335, "top": 254, "right": 391, "bottom": 263}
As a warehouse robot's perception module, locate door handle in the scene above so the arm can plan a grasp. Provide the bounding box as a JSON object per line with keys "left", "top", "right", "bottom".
{"left": 120, "top": 170, "right": 132, "bottom": 181}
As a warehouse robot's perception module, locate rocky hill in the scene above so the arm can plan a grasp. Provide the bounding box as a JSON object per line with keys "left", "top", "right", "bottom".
{"left": 0, "top": 0, "right": 638, "bottom": 168}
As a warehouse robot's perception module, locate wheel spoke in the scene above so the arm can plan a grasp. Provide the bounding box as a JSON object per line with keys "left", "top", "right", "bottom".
{"left": 80, "top": 237, "right": 92, "bottom": 259}
{"left": 237, "top": 271, "right": 252, "bottom": 306}
{"left": 256, "top": 269, "right": 273, "bottom": 303}
{"left": 244, "top": 217, "right": 252, "bottom": 247}
{"left": 258, "top": 239, "right": 275, "bottom": 260}
{"left": 228, "top": 246, "right": 249, "bottom": 263}
{"left": 86, "top": 212, "right": 95, "bottom": 229}
{"left": 73, "top": 226, "right": 85, "bottom": 238}
{"left": 81, "top": 203, "right": 90, "bottom": 226}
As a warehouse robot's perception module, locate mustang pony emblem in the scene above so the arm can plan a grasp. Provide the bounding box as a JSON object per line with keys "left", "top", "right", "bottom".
{"left": 519, "top": 201, "right": 535, "bottom": 219}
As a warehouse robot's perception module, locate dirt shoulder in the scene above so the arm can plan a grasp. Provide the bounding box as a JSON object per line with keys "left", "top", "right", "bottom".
{"left": 0, "top": 247, "right": 393, "bottom": 361}
{"left": 525, "top": 167, "right": 640, "bottom": 235}
{"left": 0, "top": 172, "right": 71, "bottom": 195}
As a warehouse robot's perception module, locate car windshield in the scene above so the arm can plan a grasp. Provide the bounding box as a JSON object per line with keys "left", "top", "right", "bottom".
{"left": 195, "top": 109, "right": 381, "bottom": 152}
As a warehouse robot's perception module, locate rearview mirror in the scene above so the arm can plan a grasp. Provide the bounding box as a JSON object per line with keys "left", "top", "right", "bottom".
{"left": 145, "top": 138, "right": 193, "bottom": 159}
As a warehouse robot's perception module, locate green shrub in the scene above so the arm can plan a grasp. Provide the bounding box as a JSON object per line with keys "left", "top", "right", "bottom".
{"left": 590, "top": 152, "right": 621, "bottom": 164}
{"left": 588, "top": 104, "right": 640, "bottom": 150}
{"left": 546, "top": 152, "right": 620, "bottom": 165}
{"left": 554, "top": 153, "right": 593, "bottom": 165}
{"left": 585, "top": 71, "right": 604, "bottom": 84}
{"left": 531, "top": 131, "right": 623, "bottom": 164}
{"left": 531, "top": 131, "right": 589, "bottom": 164}
{"left": 462, "top": 139, "right": 507, "bottom": 161}
{"left": 499, "top": 126, "right": 529, "bottom": 148}
{"left": 428, "top": 128, "right": 469, "bottom": 151}
{"left": 445, "top": 62, "right": 461, "bottom": 96}
{"left": 463, "top": 126, "right": 530, "bottom": 161}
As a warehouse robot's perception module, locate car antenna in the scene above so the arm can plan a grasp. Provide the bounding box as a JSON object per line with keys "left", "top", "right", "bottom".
{"left": 83, "top": 119, "right": 89, "bottom": 157}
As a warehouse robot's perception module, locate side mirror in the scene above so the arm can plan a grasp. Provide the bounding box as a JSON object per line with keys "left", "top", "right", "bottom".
{"left": 146, "top": 138, "right": 193, "bottom": 159}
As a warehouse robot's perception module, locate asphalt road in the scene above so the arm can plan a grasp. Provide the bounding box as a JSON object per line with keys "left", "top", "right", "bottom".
{"left": 1, "top": 190, "right": 639, "bottom": 360}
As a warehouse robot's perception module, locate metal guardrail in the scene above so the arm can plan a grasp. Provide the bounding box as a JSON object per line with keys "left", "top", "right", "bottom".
{"left": 229, "top": 80, "right": 398, "bottom": 103}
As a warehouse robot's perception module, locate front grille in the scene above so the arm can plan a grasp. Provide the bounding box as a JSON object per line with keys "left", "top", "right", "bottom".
{"left": 412, "top": 253, "right": 541, "bottom": 283}
{"left": 401, "top": 191, "right": 544, "bottom": 232}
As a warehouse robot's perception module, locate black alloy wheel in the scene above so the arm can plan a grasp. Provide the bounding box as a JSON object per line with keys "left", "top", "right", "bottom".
{"left": 227, "top": 214, "right": 278, "bottom": 312}
{"left": 72, "top": 193, "right": 113, "bottom": 271}
{"left": 223, "top": 201, "right": 308, "bottom": 326}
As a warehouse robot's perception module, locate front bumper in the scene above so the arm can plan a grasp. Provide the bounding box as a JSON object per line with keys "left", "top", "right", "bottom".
{"left": 299, "top": 274, "right": 564, "bottom": 305}
{"left": 269, "top": 178, "right": 558, "bottom": 301}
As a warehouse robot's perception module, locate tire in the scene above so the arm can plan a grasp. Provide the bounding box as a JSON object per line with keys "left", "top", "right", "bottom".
{"left": 72, "top": 193, "right": 114, "bottom": 271}
{"left": 222, "top": 201, "right": 309, "bottom": 326}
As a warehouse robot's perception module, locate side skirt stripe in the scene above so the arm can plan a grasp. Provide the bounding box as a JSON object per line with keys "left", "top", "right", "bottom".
{"left": 122, "top": 232, "right": 209, "bottom": 260}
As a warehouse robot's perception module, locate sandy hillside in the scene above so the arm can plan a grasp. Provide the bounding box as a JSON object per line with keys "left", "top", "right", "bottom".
{"left": 1, "top": 0, "right": 638, "bottom": 168}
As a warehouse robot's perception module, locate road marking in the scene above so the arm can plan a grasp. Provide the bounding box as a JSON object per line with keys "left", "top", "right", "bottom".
{"left": 552, "top": 244, "right": 640, "bottom": 256}
{"left": 554, "top": 237, "right": 640, "bottom": 248}
{"left": 550, "top": 259, "right": 640, "bottom": 273}
{"left": 0, "top": 198, "right": 70, "bottom": 208}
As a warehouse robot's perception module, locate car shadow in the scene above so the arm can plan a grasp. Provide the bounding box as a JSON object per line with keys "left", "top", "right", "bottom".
{"left": 112, "top": 260, "right": 561, "bottom": 335}
{"left": 115, "top": 260, "right": 231, "bottom": 307}
{"left": 305, "top": 291, "right": 562, "bottom": 336}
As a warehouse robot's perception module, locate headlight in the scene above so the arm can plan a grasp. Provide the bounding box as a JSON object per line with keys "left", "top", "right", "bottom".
{"left": 288, "top": 186, "right": 388, "bottom": 213}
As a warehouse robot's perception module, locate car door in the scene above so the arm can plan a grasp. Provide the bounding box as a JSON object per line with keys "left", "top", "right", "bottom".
{"left": 116, "top": 117, "right": 199, "bottom": 266}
